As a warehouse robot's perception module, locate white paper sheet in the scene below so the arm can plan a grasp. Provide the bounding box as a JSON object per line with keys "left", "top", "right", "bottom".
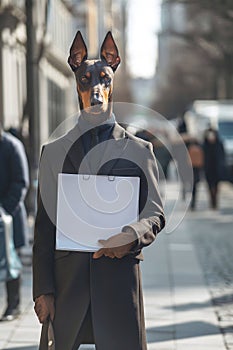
{"left": 56, "top": 174, "right": 139, "bottom": 251}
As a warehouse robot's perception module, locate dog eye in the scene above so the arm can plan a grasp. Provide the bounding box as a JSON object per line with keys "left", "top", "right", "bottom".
{"left": 103, "top": 75, "right": 111, "bottom": 85}
{"left": 80, "top": 75, "right": 89, "bottom": 83}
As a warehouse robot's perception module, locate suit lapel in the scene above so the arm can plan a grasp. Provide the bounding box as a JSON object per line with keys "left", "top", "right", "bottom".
{"left": 61, "top": 121, "right": 128, "bottom": 175}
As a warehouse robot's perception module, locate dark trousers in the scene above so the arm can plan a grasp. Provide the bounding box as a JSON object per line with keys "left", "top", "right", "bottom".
{"left": 208, "top": 183, "right": 218, "bottom": 209}
{"left": 191, "top": 167, "right": 200, "bottom": 209}
{"left": 5, "top": 277, "right": 20, "bottom": 310}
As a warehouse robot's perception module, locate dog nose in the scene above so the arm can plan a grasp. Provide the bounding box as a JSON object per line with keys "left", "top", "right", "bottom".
{"left": 91, "top": 93, "right": 103, "bottom": 106}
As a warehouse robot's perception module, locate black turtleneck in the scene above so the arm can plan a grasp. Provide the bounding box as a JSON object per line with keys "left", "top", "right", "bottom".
{"left": 78, "top": 114, "right": 116, "bottom": 155}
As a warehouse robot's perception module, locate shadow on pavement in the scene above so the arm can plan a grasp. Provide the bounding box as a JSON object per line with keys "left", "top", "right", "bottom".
{"left": 174, "top": 301, "right": 210, "bottom": 311}
{"left": 147, "top": 321, "right": 220, "bottom": 343}
{"left": 163, "top": 293, "right": 233, "bottom": 312}
{"left": 4, "top": 347, "right": 37, "bottom": 350}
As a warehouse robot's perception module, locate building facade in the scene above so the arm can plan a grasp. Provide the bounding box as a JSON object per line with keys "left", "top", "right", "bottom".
{"left": 0, "top": 0, "right": 131, "bottom": 151}
{"left": 0, "top": 0, "right": 78, "bottom": 149}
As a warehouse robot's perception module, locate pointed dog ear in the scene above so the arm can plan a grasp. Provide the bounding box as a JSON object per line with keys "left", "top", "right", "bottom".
{"left": 68, "top": 31, "right": 88, "bottom": 71}
{"left": 100, "top": 32, "right": 121, "bottom": 72}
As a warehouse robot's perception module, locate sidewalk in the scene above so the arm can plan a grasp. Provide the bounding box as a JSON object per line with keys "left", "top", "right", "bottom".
{"left": 143, "top": 210, "right": 224, "bottom": 350}
{"left": 143, "top": 181, "right": 233, "bottom": 350}
{"left": 0, "top": 181, "right": 232, "bottom": 349}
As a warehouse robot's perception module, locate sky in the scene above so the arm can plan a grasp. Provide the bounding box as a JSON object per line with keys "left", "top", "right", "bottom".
{"left": 127, "top": 0, "right": 161, "bottom": 79}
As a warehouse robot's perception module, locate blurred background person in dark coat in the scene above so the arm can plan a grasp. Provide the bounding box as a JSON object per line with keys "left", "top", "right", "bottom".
{"left": 203, "top": 128, "right": 226, "bottom": 209}
{"left": 0, "top": 124, "right": 29, "bottom": 321}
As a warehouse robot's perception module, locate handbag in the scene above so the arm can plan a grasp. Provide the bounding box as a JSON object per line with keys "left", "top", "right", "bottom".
{"left": 0, "top": 207, "right": 22, "bottom": 282}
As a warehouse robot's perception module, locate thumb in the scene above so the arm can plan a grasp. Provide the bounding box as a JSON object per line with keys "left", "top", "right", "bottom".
{"left": 98, "top": 239, "right": 108, "bottom": 247}
{"left": 93, "top": 249, "right": 104, "bottom": 259}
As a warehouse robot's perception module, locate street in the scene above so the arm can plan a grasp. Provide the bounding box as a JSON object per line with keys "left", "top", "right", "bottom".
{"left": 0, "top": 181, "right": 233, "bottom": 350}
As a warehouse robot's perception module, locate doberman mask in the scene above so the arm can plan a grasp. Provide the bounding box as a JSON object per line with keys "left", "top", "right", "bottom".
{"left": 68, "top": 31, "right": 121, "bottom": 123}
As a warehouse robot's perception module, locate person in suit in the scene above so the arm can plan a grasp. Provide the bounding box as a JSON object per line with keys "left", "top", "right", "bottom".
{"left": 33, "top": 32, "right": 165, "bottom": 350}
{"left": 0, "top": 125, "right": 29, "bottom": 321}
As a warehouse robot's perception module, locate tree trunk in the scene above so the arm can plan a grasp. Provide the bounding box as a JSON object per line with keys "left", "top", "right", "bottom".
{"left": 224, "top": 54, "right": 233, "bottom": 99}
{"left": 26, "top": 0, "right": 40, "bottom": 215}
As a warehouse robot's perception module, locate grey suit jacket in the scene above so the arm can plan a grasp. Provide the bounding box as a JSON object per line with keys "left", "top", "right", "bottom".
{"left": 33, "top": 121, "right": 165, "bottom": 300}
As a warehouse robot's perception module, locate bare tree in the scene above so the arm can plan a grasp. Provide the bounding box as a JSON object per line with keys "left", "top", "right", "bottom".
{"left": 153, "top": 0, "right": 233, "bottom": 118}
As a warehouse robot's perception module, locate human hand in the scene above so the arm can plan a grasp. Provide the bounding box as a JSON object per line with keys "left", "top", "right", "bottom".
{"left": 93, "top": 232, "right": 135, "bottom": 259}
{"left": 34, "top": 294, "right": 55, "bottom": 324}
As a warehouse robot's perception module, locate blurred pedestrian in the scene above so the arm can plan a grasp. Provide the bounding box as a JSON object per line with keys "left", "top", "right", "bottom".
{"left": 177, "top": 116, "right": 187, "bottom": 135}
{"left": 188, "top": 139, "right": 204, "bottom": 210}
{"left": 175, "top": 117, "right": 191, "bottom": 200}
{"left": 203, "top": 128, "right": 226, "bottom": 209}
{"left": 152, "top": 133, "right": 171, "bottom": 181}
{"left": 0, "top": 124, "right": 29, "bottom": 321}
{"left": 172, "top": 139, "right": 190, "bottom": 200}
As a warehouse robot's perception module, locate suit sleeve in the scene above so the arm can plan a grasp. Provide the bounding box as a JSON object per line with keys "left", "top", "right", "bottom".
{"left": 122, "top": 142, "right": 165, "bottom": 252}
{"left": 33, "top": 146, "right": 57, "bottom": 300}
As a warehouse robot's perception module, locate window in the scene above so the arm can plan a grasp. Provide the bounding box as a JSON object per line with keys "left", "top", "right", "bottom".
{"left": 48, "top": 79, "right": 66, "bottom": 134}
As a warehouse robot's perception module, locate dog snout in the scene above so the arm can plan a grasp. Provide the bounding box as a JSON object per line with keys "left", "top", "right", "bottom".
{"left": 91, "top": 92, "right": 103, "bottom": 106}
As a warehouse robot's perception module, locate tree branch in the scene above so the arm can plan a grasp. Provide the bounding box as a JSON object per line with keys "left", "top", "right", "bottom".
{"left": 164, "top": 30, "right": 224, "bottom": 62}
